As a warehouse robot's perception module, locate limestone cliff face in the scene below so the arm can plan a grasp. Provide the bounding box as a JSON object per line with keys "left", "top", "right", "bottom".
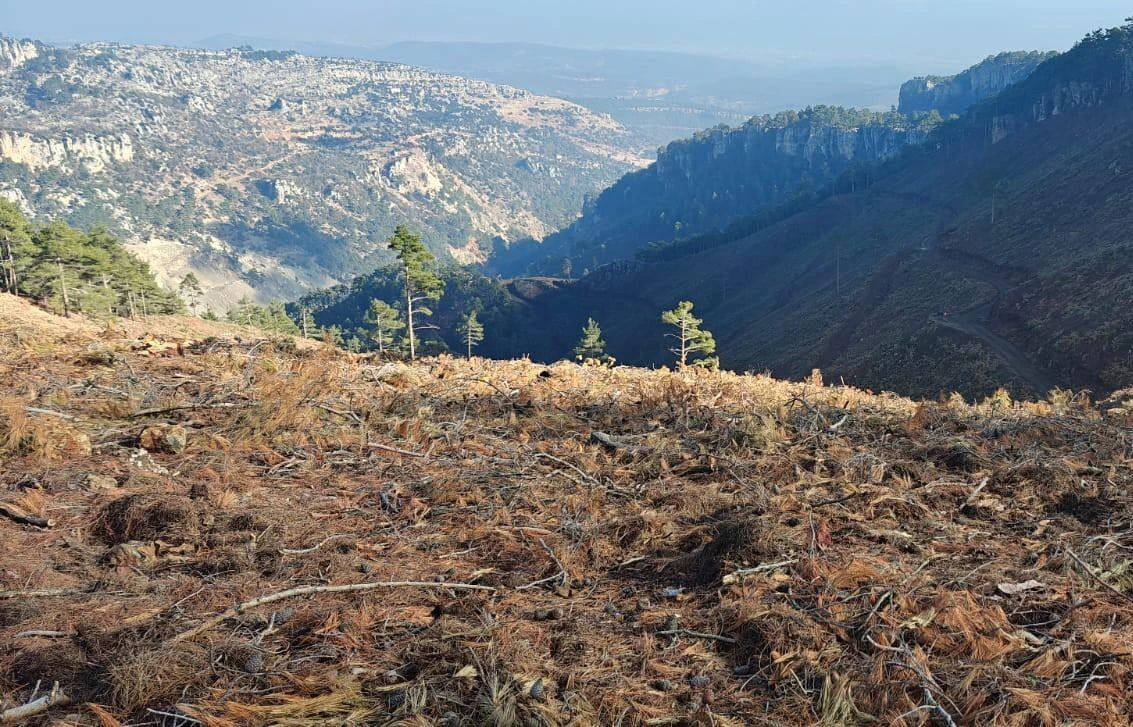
{"left": 499, "top": 107, "right": 932, "bottom": 276}
{"left": 0, "top": 130, "right": 135, "bottom": 172}
{"left": 899, "top": 51, "right": 1055, "bottom": 116}
{"left": 950, "top": 28, "right": 1133, "bottom": 147}
{"left": 0, "top": 37, "right": 39, "bottom": 71}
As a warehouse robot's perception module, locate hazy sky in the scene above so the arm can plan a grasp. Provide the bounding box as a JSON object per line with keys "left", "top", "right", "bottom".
{"left": 5, "top": 1, "right": 1131, "bottom": 70}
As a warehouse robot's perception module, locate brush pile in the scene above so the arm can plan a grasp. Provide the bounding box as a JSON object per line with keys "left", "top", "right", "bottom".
{"left": 2, "top": 304, "right": 1133, "bottom": 725}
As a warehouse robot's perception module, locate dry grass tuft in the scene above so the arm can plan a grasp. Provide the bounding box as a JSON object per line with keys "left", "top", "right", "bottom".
{"left": 92, "top": 494, "right": 201, "bottom": 545}
{"left": 107, "top": 643, "right": 210, "bottom": 712}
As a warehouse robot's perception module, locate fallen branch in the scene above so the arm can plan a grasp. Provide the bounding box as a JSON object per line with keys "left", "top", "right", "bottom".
{"left": 921, "top": 687, "right": 959, "bottom": 727}
{"left": 0, "top": 589, "right": 82, "bottom": 600}
{"left": 0, "top": 682, "right": 71, "bottom": 723}
{"left": 656, "top": 629, "right": 737, "bottom": 644}
{"left": 721, "top": 559, "right": 798, "bottom": 584}
{"left": 1066, "top": 548, "right": 1133, "bottom": 604}
{"left": 533, "top": 452, "right": 599, "bottom": 487}
{"left": 0, "top": 503, "right": 52, "bottom": 528}
{"left": 129, "top": 402, "right": 240, "bottom": 418}
{"left": 590, "top": 430, "right": 652, "bottom": 456}
{"left": 24, "top": 407, "right": 78, "bottom": 421}
{"left": 369, "top": 442, "right": 427, "bottom": 458}
{"left": 963, "top": 477, "right": 990, "bottom": 508}
{"left": 170, "top": 580, "right": 496, "bottom": 643}
{"left": 14, "top": 630, "right": 71, "bottom": 639}
{"left": 280, "top": 533, "right": 354, "bottom": 555}
{"left": 314, "top": 402, "right": 364, "bottom": 424}
{"left": 516, "top": 538, "right": 570, "bottom": 591}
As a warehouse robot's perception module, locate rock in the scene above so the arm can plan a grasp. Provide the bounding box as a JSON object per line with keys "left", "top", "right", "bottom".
{"left": 368, "top": 362, "right": 423, "bottom": 388}
{"left": 140, "top": 425, "right": 188, "bottom": 454}
{"left": 129, "top": 448, "right": 169, "bottom": 475}
{"left": 85, "top": 474, "right": 119, "bottom": 491}
{"left": 70, "top": 432, "right": 93, "bottom": 458}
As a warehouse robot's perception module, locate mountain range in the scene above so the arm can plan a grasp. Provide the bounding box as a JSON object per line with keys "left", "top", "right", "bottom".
{"left": 300, "top": 26, "right": 1133, "bottom": 400}
{"left": 199, "top": 36, "right": 917, "bottom": 146}
{"left": 0, "top": 34, "right": 644, "bottom": 308}
{"left": 494, "top": 26, "right": 1133, "bottom": 398}
{"left": 490, "top": 51, "right": 1053, "bottom": 277}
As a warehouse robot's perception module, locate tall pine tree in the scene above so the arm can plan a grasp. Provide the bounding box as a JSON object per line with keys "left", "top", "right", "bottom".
{"left": 387, "top": 225, "right": 443, "bottom": 360}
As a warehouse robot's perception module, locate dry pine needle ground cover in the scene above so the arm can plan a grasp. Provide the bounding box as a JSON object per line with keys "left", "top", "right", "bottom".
{"left": 2, "top": 297, "right": 1133, "bottom": 725}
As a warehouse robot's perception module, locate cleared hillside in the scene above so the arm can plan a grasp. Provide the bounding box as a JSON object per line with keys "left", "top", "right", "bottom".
{"left": 2, "top": 302, "right": 1133, "bottom": 724}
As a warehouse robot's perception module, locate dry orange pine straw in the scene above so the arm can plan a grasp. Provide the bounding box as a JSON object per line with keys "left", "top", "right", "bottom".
{"left": 2, "top": 302, "right": 1133, "bottom": 725}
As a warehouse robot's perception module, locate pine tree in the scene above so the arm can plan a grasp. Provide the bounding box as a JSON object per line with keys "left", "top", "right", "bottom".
{"left": 298, "top": 306, "right": 316, "bottom": 339}
{"left": 0, "top": 202, "right": 181, "bottom": 316}
{"left": 366, "top": 299, "right": 405, "bottom": 354}
{"left": 574, "top": 318, "right": 610, "bottom": 363}
{"left": 0, "top": 200, "right": 32, "bottom": 294}
{"left": 662, "top": 301, "right": 717, "bottom": 368}
{"left": 178, "top": 273, "right": 203, "bottom": 314}
{"left": 388, "top": 225, "right": 444, "bottom": 360}
{"left": 458, "top": 309, "right": 485, "bottom": 357}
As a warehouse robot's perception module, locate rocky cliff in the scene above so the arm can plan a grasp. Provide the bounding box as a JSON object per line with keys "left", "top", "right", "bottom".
{"left": 490, "top": 106, "right": 935, "bottom": 276}
{"left": 0, "top": 36, "right": 39, "bottom": 71}
{"left": 0, "top": 130, "right": 134, "bottom": 172}
{"left": 898, "top": 51, "right": 1054, "bottom": 116}
{"left": 0, "top": 34, "right": 645, "bottom": 309}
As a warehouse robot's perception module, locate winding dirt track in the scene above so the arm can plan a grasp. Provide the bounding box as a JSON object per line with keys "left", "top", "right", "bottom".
{"left": 925, "top": 248, "right": 1059, "bottom": 394}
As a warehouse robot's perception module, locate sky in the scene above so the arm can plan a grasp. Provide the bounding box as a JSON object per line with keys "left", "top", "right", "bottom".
{"left": 5, "top": 1, "right": 1131, "bottom": 71}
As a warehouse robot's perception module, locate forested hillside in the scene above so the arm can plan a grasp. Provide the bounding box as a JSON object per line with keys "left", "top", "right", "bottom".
{"left": 0, "top": 199, "right": 180, "bottom": 317}
{"left": 507, "top": 24, "right": 1133, "bottom": 398}
{"left": 489, "top": 52, "right": 1046, "bottom": 278}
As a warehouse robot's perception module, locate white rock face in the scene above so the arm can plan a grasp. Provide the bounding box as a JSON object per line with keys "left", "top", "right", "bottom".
{"left": 0, "top": 131, "right": 135, "bottom": 173}
{"left": 0, "top": 187, "right": 32, "bottom": 215}
{"left": 0, "top": 37, "right": 39, "bottom": 71}
{"left": 384, "top": 150, "right": 444, "bottom": 196}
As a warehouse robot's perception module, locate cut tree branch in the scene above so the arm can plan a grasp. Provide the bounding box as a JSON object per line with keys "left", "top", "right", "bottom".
{"left": 0, "top": 682, "right": 71, "bottom": 723}
{"left": 170, "top": 579, "right": 496, "bottom": 643}
{"left": 0, "top": 503, "right": 52, "bottom": 528}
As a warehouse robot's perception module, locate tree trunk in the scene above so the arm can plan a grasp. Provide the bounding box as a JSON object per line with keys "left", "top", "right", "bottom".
{"left": 679, "top": 318, "right": 688, "bottom": 367}
{"left": 56, "top": 259, "right": 70, "bottom": 317}
{"left": 1, "top": 237, "right": 14, "bottom": 293}
{"left": 405, "top": 283, "right": 416, "bottom": 360}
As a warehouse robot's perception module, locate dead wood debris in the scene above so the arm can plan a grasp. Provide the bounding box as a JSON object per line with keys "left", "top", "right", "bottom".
{"left": 2, "top": 319, "right": 1133, "bottom": 725}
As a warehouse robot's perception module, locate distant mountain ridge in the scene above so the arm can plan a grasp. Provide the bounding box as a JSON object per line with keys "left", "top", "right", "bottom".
{"left": 0, "top": 33, "right": 644, "bottom": 308}
{"left": 489, "top": 51, "right": 1048, "bottom": 278}
{"left": 199, "top": 35, "right": 916, "bottom": 146}
{"left": 490, "top": 107, "right": 939, "bottom": 277}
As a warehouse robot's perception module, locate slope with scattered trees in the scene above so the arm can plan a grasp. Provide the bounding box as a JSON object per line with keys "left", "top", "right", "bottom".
{"left": 0, "top": 199, "right": 180, "bottom": 317}
{"left": 508, "top": 22, "right": 1133, "bottom": 398}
